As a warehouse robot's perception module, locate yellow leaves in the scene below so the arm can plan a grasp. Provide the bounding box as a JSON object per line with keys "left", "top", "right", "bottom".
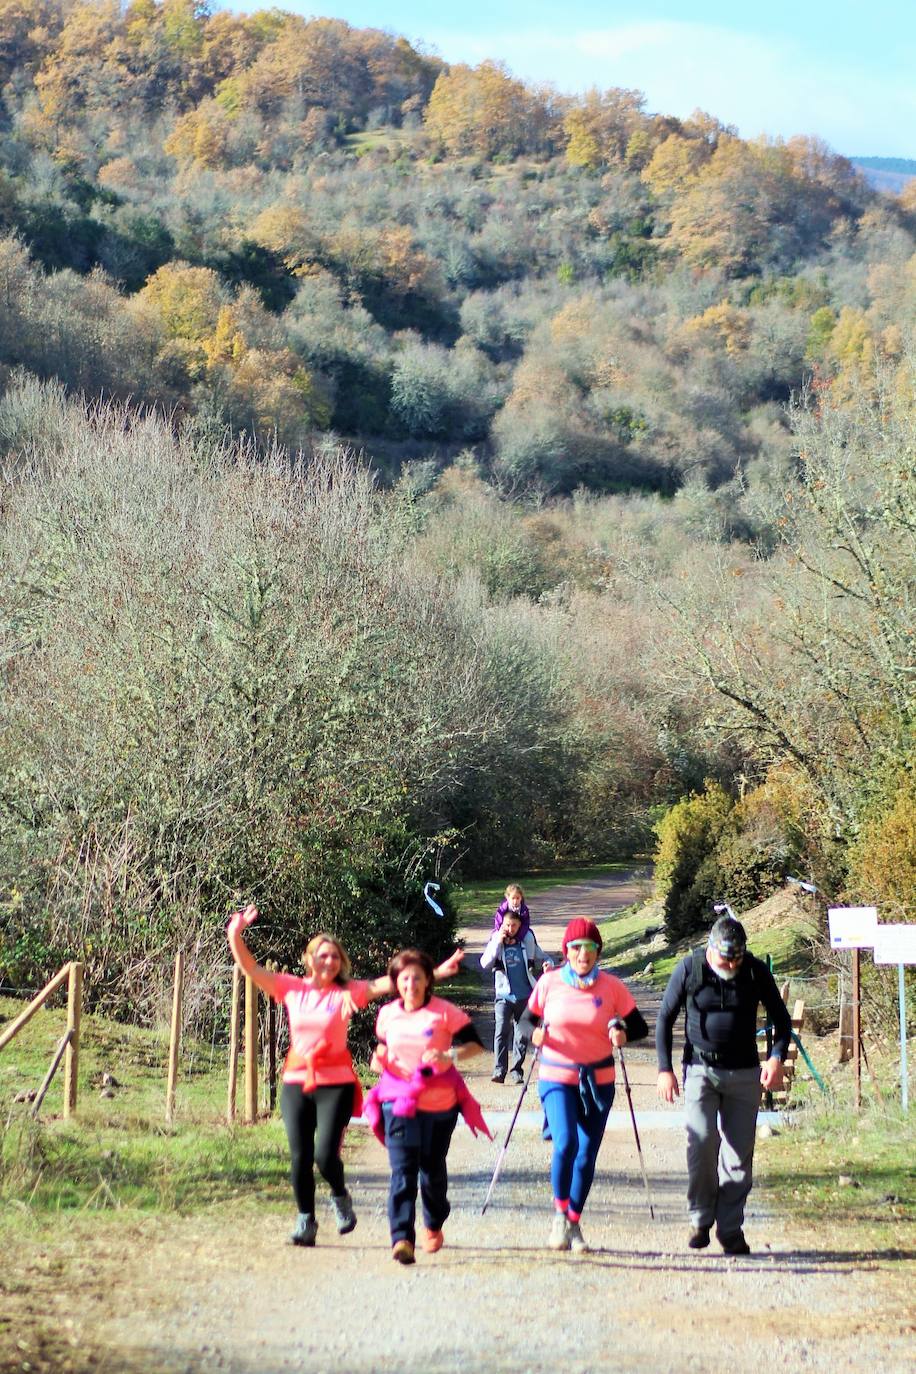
{"left": 202, "top": 307, "right": 246, "bottom": 370}
{"left": 425, "top": 60, "right": 553, "bottom": 159}
{"left": 562, "top": 87, "right": 646, "bottom": 171}
{"left": 374, "top": 225, "right": 437, "bottom": 297}
{"left": 641, "top": 134, "right": 708, "bottom": 196}
{"left": 549, "top": 298, "right": 600, "bottom": 347}
{"left": 163, "top": 102, "right": 231, "bottom": 170}
{"left": 136, "top": 263, "right": 224, "bottom": 344}
{"left": 564, "top": 106, "right": 603, "bottom": 172}
{"left": 831, "top": 307, "right": 873, "bottom": 367}
{"left": 848, "top": 769, "right": 916, "bottom": 921}
{"left": 675, "top": 301, "right": 751, "bottom": 356}
{"left": 227, "top": 347, "right": 330, "bottom": 434}
{"left": 96, "top": 156, "right": 140, "bottom": 193}
{"left": 248, "top": 204, "right": 318, "bottom": 277}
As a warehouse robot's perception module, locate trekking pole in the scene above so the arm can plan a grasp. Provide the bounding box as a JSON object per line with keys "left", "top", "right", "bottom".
{"left": 611, "top": 1022, "right": 656, "bottom": 1221}
{"left": 481, "top": 1044, "right": 541, "bottom": 1215}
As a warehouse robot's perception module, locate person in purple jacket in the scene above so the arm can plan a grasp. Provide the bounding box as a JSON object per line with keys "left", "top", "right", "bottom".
{"left": 492, "top": 883, "right": 531, "bottom": 941}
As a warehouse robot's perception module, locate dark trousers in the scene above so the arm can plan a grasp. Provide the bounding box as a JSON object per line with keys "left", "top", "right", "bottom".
{"left": 280, "top": 1080, "right": 354, "bottom": 1214}
{"left": 382, "top": 1103, "right": 459, "bottom": 1244}
{"left": 540, "top": 1079, "right": 615, "bottom": 1214}
{"left": 493, "top": 998, "right": 530, "bottom": 1076}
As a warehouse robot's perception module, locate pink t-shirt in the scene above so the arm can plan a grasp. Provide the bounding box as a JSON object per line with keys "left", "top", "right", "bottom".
{"left": 273, "top": 973, "right": 371, "bottom": 1087}
{"left": 527, "top": 969, "right": 637, "bottom": 1086}
{"left": 375, "top": 995, "right": 471, "bottom": 1112}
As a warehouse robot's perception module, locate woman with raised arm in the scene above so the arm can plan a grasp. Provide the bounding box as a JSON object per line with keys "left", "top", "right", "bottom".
{"left": 521, "top": 917, "right": 649, "bottom": 1254}
{"left": 226, "top": 905, "right": 463, "bottom": 1247}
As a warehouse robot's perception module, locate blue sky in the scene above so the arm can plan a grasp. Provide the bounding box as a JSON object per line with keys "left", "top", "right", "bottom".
{"left": 226, "top": 2, "right": 916, "bottom": 157}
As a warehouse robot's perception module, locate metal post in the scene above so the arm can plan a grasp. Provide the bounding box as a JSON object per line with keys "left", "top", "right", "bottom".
{"left": 852, "top": 948, "right": 862, "bottom": 1110}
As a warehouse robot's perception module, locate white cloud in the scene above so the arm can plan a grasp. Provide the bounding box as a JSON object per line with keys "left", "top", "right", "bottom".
{"left": 423, "top": 20, "right": 916, "bottom": 155}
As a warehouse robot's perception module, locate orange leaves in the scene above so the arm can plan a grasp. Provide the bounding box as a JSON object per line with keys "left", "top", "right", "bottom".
{"left": 425, "top": 60, "right": 556, "bottom": 160}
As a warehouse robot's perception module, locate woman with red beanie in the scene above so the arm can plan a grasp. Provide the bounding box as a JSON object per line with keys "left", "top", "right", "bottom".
{"left": 522, "top": 917, "right": 648, "bottom": 1253}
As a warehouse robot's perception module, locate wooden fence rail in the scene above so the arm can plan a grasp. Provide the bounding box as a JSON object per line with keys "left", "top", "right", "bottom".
{"left": 0, "top": 961, "right": 83, "bottom": 1117}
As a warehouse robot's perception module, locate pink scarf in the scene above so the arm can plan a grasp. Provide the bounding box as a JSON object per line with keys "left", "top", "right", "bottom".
{"left": 363, "top": 1066, "right": 492, "bottom": 1145}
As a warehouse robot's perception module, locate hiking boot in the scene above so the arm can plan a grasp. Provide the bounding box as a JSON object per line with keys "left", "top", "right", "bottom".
{"left": 422, "top": 1228, "right": 444, "bottom": 1253}
{"left": 688, "top": 1225, "right": 711, "bottom": 1250}
{"left": 391, "top": 1239, "right": 415, "bottom": 1265}
{"left": 491, "top": 1072, "right": 506, "bottom": 1083}
{"left": 290, "top": 1212, "right": 318, "bottom": 1247}
{"left": 717, "top": 1229, "right": 751, "bottom": 1255}
{"left": 330, "top": 1190, "right": 357, "bottom": 1235}
{"left": 509, "top": 1070, "right": 524, "bottom": 1085}
{"left": 548, "top": 1211, "right": 571, "bottom": 1251}
{"left": 566, "top": 1220, "right": 589, "bottom": 1253}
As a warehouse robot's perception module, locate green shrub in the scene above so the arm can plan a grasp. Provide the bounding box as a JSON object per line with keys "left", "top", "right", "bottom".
{"left": 654, "top": 781, "right": 733, "bottom": 940}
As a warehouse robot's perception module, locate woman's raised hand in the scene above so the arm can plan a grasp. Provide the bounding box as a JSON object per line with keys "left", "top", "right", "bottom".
{"left": 434, "top": 948, "right": 465, "bottom": 980}
{"left": 228, "top": 903, "right": 258, "bottom": 930}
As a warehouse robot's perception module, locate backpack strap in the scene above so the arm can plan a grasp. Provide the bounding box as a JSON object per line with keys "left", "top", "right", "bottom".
{"left": 686, "top": 947, "right": 706, "bottom": 1000}
{"left": 687, "top": 945, "right": 759, "bottom": 1000}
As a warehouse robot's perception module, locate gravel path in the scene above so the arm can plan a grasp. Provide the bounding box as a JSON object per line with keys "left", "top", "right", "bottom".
{"left": 94, "top": 872, "right": 914, "bottom": 1374}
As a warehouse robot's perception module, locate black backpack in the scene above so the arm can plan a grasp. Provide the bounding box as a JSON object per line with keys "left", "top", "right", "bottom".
{"left": 685, "top": 946, "right": 760, "bottom": 1001}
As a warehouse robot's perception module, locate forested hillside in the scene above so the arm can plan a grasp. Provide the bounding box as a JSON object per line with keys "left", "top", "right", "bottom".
{"left": 0, "top": 2, "right": 913, "bottom": 1025}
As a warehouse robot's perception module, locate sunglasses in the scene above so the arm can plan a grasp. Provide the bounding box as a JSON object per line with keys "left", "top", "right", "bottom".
{"left": 567, "top": 940, "right": 599, "bottom": 951}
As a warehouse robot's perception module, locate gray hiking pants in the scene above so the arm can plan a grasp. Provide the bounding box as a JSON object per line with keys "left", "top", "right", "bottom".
{"left": 683, "top": 1064, "right": 762, "bottom": 1238}
{"left": 493, "top": 999, "right": 529, "bottom": 1077}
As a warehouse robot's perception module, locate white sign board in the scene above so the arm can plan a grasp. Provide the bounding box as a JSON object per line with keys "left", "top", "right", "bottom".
{"left": 828, "top": 906, "right": 878, "bottom": 949}
{"left": 872, "top": 925, "right": 916, "bottom": 966}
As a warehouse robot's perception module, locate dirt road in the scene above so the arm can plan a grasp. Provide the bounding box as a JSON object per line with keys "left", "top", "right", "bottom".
{"left": 27, "top": 873, "right": 916, "bottom": 1373}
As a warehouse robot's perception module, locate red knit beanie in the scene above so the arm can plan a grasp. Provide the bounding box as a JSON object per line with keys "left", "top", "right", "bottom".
{"left": 562, "top": 918, "right": 603, "bottom": 958}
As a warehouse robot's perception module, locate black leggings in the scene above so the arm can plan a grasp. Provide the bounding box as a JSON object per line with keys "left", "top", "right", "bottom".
{"left": 280, "top": 1080, "right": 354, "bottom": 1214}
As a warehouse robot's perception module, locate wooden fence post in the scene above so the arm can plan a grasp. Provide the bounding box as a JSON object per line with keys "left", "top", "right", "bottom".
{"left": 165, "top": 950, "right": 184, "bottom": 1125}
{"left": 227, "top": 965, "right": 241, "bottom": 1124}
{"left": 63, "top": 961, "right": 82, "bottom": 1119}
{"left": 266, "top": 960, "right": 277, "bottom": 1113}
{"left": 244, "top": 975, "right": 258, "bottom": 1123}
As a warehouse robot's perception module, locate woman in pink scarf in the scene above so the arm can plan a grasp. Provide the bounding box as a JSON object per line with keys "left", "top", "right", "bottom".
{"left": 369, "top": 948, "right": 487, "bottom": 1264}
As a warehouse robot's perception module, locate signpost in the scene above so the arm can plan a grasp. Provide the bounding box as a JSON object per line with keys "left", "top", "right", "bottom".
{"left": 872, "top": 924, "right": 916, "bottom": 1115}
{"left": 828, "top": 907, "right": 877, "bottom": 1110}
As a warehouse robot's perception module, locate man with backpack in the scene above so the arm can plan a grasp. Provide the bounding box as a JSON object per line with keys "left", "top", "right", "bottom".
{"left": 656, "top": 913, "right": 792, "bottom": 1255}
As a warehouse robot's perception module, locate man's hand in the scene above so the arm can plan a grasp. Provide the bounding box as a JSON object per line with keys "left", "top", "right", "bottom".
{"left": 531, "top": 1026, "right": 546, "bottom": 1048}
{"left": 760, "top": 1056, "right": 785, "bottom": 1091}
{"left": 657, "top": 1070, "right": 680, "bottom": 1102}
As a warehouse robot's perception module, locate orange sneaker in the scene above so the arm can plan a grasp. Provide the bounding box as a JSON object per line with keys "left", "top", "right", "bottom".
{"left": 422, "top": 1228, "right": 444, "bottom": 1253}
{"left": 391, "top": 1240, "right": 415, "bottom": 1265}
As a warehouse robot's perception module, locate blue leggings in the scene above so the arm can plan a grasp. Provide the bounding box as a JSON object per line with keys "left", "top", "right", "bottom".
{"left": 540, "top": 1079, "right": 615, "bottom": 1214}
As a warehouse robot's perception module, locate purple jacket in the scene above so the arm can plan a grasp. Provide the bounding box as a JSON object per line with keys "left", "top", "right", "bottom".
{"left": 492, "top": 898, "right": 531, "bottom": 940}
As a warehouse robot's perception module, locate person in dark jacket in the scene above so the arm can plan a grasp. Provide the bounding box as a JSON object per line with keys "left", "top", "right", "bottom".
{"left": 655, "top": 914, "right": 792, "bottom": 1255}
